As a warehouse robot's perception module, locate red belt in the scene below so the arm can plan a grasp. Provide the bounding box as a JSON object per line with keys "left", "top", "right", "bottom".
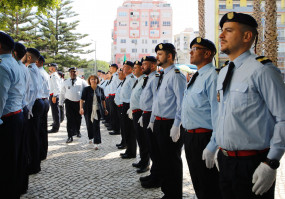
{"left": 50, "top": 93, "right": 53, "bottom": 96}
{"left": 219, "top": 147, "right": 269, "bottom": 157}
{"left": 132, "top": 109, "right": 141, "bottom": 113}
{"left": 187, "top": 128, "right": 212, "bottom": 133}
{"left": 2, "top": 109, "right": 22, "bottom": 118}
{"left": 155, "top": 116, "right": 171, "bottom": 120}
{"left": 143, "top": 111, "right": 151, "bottom": 114}
{"left": 109, "top": 94, "right": 115, "bottom": 96}
{"left": 117, "top": 104, "right": 123, "bottom": 107}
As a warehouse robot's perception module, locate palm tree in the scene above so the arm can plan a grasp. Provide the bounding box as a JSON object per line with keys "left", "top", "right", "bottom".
{"left": 264, "top": 0, "right": 278, "bottom": 65}
{"left": 198, "top": 0, "right": 205, "bottom": 38}
{"left": 252, "top": 0, "right": 263, "bottom": 56}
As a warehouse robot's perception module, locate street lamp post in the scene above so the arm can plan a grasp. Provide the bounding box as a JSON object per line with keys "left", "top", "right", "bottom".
{"left": 91, "top": 39, "right": 97, "bottom": 73}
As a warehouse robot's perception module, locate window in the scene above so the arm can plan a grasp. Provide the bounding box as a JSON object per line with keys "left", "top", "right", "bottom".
{"left": 145, "top": 49, "right": 148, "bottom": 53}
{"left": 130, "top": 11, "right": 139, "bottom": 17}
{"left": 163, "top": 21, "right": 171, "bottom": 26}
{"left": 152, "top": 40, "right": 157, "bottom": 44}
{"left": 130, "top": 21, "right": 139, "bottom": 28}
{"left": 119, "top": 21, "right": 127, "bottom": 26}
{"left": 119, "top": 12, "right": 127, "bottom": 16}
{"left": 150, "top": 30, "right": 159, "bottom": 37}
{"left": 121, "top": 39, "right": 126, "bottom": 43}
{"left": 142, "top": 49, "right": 144, "bottom": 53}
{"left": 131, "top": 39, "right": 137, "bottom": 44}
{"left": 121, "top": 48, "right": 126, "bottom": 53}
{"left": 145, "top": 21, "right": 148, "bottom": 26}
{"left": 150, "top": 21, "right": 159, "bottom": 28}
{"left": 132, "top": 49, "right": 137, "bottom": 53}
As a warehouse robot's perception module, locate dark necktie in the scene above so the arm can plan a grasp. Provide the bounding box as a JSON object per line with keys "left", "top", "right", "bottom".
{"left": 187, "top": 71, "right": 199, "bottom": 89}
{"left": 222, "top": 62, "right": 235, "bottom": 92}
{"left": 157, "top": 71, "right": 164, "bottom": 90}
{"left": 121, "top": 78, "right": 126, "bottom": 86}
{"left": 71, "top": 79, "right": 75, "bottom": 86}
{"left": 142, "top": 76, "right": 149, "bottom": 89}
{"left": 132, "top": 79, "right": 138, "bottom": 89}
{"left": 107, "top": 76, "right": 113, "bottom": 85}
{"left": 117, "top": 81, "right": 123, "bottom": 88}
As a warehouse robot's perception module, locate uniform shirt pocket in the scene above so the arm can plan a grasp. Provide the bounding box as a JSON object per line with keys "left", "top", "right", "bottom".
{"left": 189, "top": 86, "right": 206, "bottom": 108}
{"left": 229, "top": 83, "right": 248, "bottom": 110}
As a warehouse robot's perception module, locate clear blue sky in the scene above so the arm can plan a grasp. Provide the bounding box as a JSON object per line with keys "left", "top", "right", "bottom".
{"left": 72, "top": 0, "right": 198, "bottom": 62}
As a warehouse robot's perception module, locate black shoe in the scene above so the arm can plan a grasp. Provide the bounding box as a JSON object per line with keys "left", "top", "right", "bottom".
{"left": 104, "top": 123, "right": 110, "bottom": 127}
{"left": 102, "top": 120, "right": 106, "bottom": 124}
{"left": 49, "top": 123, "right": 54, "bottom": 126}
{"left": 132, "top": 162, "right": 141, "bottom": 168}
{"left": 121, "top": 154, "right": 136, "bottom": 159}
{"left": 107, "top": 127, "right": 113, "bottom": 131}
{"left": 117, "top": 145, "right": 126, "bottom": 149}
{"left": 116, "top": 143, "right": 122, "bottom": 147}
{"left": 48, "top": 129, "right": 58, "bottom": 133}
{"left": 120, "top": 152, "right": 126, "bottom": 157}
{"left": 141, "top": 179, "right": 161, "bottom": 189}
{"left": 66, "top": 137, "right": 73, "bottom": 143}
{"left": 77, "top": 133, "right": 81, "bottom": 138}
{"left": 137, "top": 166, "right": 150, "bottom": 174}
{"left": 139, "top": 175, "right": 152, "bottom": 182}
{"left": 109, "top": 131, "right": 120, "bottom": 135}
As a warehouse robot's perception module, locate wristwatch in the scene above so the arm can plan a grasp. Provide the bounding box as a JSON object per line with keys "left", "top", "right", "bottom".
{"left": 265, "top": 158, "right": 280, "bottom": 170}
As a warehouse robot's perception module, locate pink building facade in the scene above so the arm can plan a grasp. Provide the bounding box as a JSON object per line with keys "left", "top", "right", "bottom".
{"left": 111, "top": 0, "right": 173, "bottom": 67}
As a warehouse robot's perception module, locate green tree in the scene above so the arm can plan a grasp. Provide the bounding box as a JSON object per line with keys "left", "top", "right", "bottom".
{"left": 35, "top": 0, "right": 92, "bottom": 70}
{"left": 0, "top": 8, "right": 38, "bottom": 44}
{"left": 83, "top": 60, "right": 110, "bottom": 78}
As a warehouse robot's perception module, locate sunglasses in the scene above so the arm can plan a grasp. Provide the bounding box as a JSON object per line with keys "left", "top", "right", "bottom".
{"left": 69, "top": 71, "right": 76, "bottom": 73}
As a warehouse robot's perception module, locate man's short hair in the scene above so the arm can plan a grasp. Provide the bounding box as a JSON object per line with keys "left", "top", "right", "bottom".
{"left": 14, "top": 42, "right": 26, "bottom": 60}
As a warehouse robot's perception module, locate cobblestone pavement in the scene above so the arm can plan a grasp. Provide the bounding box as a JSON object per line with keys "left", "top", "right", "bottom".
{"left": 21, "top": 112, "right": 285, "bottom": 199}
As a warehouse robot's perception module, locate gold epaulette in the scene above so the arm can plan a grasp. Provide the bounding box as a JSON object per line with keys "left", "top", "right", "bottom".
{"left": 174, "top": 68, "right": 180, "bottom": 73}
{"left": 155, "top": 74, "right": 160, "bottom": 77}
{"left": 256, "top": 56, "right": 272, "bottom": 65}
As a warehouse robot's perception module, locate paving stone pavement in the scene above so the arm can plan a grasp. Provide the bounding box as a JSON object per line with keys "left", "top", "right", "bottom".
{"left": 21, "top": 112, "right": 285, "bottom": 199}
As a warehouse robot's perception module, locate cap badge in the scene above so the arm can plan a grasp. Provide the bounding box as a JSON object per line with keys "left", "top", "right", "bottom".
{"left": 143, "top": 56, "right": 146, "bottom": 60}
{"left": 159, "top": 44, "right": 163, "bottom": 49}
{"left": 227, "top": 12, "right": 234, "bottom": 20}
{"left": 197, "top": 37, "right": 202, "bottom": 43}
{"left": 135, "top": 61, "right": 138, "bottom": 64}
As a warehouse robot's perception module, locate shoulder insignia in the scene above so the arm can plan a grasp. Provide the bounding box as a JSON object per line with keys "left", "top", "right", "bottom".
{"left": 174, "top": 68, "right": 180, "bottom": 74}
{"left": 28, "top": 65, "right": 32, "bottom": 68}
{"left": 155, "top": 74, "right": 160, "bottom": 77}
{"left": 256, "top": 56, "right": 272, "bottom": 65}
{"left": 222, "top": 60, "right": 229, "bottom": 68}
{"left": 0, "top": 59, "right": 2, "bottom": 63}
{"left": 131, "top": 75, "right": 134, "bottom": 78}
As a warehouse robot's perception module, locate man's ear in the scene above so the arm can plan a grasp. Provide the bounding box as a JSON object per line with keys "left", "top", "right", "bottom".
{"left": 243, "top": 31, "right": 253, "bottom": 43}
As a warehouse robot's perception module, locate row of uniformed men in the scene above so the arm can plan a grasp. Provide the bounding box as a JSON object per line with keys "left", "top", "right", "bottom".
{"left": 97, "top": 12, "right": 284, "bottom": 199}
{"left": 0, "top": 31, "right": 88, "bottom": 198}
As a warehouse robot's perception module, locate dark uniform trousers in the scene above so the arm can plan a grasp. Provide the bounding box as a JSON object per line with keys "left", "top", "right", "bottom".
{"left": 40, "top": 98, "right": 50, "bottom": 160}
{"left": 60, "top": 104, "right": 64, "bottom": 123}
{"left": 84, "top": 110, "right": 101, "bottom": 144}
{"left": 27, "top": 99, "right": 44, "bottom": 175}
{"left": 109, "top": 95, "right": 120, "bottom": 133}
{"left": 122, "top": 102, "right": 136, "bottom": 156}
{"left": 0, "top": 111, "right": 24, "bottom": 199}
{"left": 49, "top": 95, "right": 60, "bottom": 130}
{"left": 117, "top": 106, "right": 126, "bottom": 146}
{"left": 133, "top": 110, "right": 149, "bottom": 167}
{"left": 143, "top": 112, "right": 161, "bottom": 181}
{"left": 154, "top": 119, "right": 183, "bottom": 199}
{"left": 104, "top": 97, "right": 111, "bottom": 124}
{"left": 183, "top": 130, "right": 221, "bottom": 199}
{"left": 65, "top": 99, "right": 82, "bottom": 137}
{"left": 218, "top": 149, "right": 275, "bottom": 199}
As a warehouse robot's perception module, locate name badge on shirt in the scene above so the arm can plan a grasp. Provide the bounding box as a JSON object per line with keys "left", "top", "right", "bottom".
{"left": 217, "top": 91, "right": 220, "bottom": 102}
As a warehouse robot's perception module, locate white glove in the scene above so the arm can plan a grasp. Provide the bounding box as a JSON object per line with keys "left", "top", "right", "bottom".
{"left": 138, "top": 116, "right": 143, "bottom": 127}
{"left": 127, "top": 108, "right": 133, "bottom": 120}
{"left": 214, "top": 148, "right": 219, "bottom": 171}
{"left": 147, "top": 122, "right": 154, "bottom": 132}
{"left": 28, "top": 110, "right": 33, "bottom": 119}
{"left": 252, "top": 162, "right": 276, "bottom": 195}
{"left": 170, "top": 125, "right": 180, "bottom": 142}
{"left": 202, "top": 148, "right": 215, "bottom": 169}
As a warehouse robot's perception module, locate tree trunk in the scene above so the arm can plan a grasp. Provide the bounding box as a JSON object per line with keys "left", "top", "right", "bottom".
{"left": 198, "top": 0, "right": 205, "bottom": 38}
{"left": 264, "top": 0, "right": 278, "bottom": 66}
{"left": 252, "top": 0, "right": 263, "bottom": 56}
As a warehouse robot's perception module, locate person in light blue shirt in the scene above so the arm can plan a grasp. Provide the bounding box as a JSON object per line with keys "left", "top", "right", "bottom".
{"left": 22, "top": 47, "right": 45, "bottom": 175}
{"left": 108, "top": 64, "right": 121, "bottom": 135}
{"left": 181, "top": 37, "right": 221, "bottom": 199}
{"left": 205, "top": 12, "right": 285, "bottom": 198}
{"left": 114, "top": 68, "right": 126, "bottom": 149}
{"left": 149, "top": 43, "right": 186, "bottom": 198}
{"left": 0, "top": 32, "right": 25, "bottom": 198}
{"left": 120, "top": 61, "right": 137, "bottom": 159}
{"left": 103, "top": 71, "right": 112, "bottom": 128}
{"left": 36, "top": 55, "right": 50, "bottom": 161}
{"left": 138, "top": 56, "right": 162, "bottom": 189}
{"left": 129, "top": 60, "right": 149, "bottom": 173}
